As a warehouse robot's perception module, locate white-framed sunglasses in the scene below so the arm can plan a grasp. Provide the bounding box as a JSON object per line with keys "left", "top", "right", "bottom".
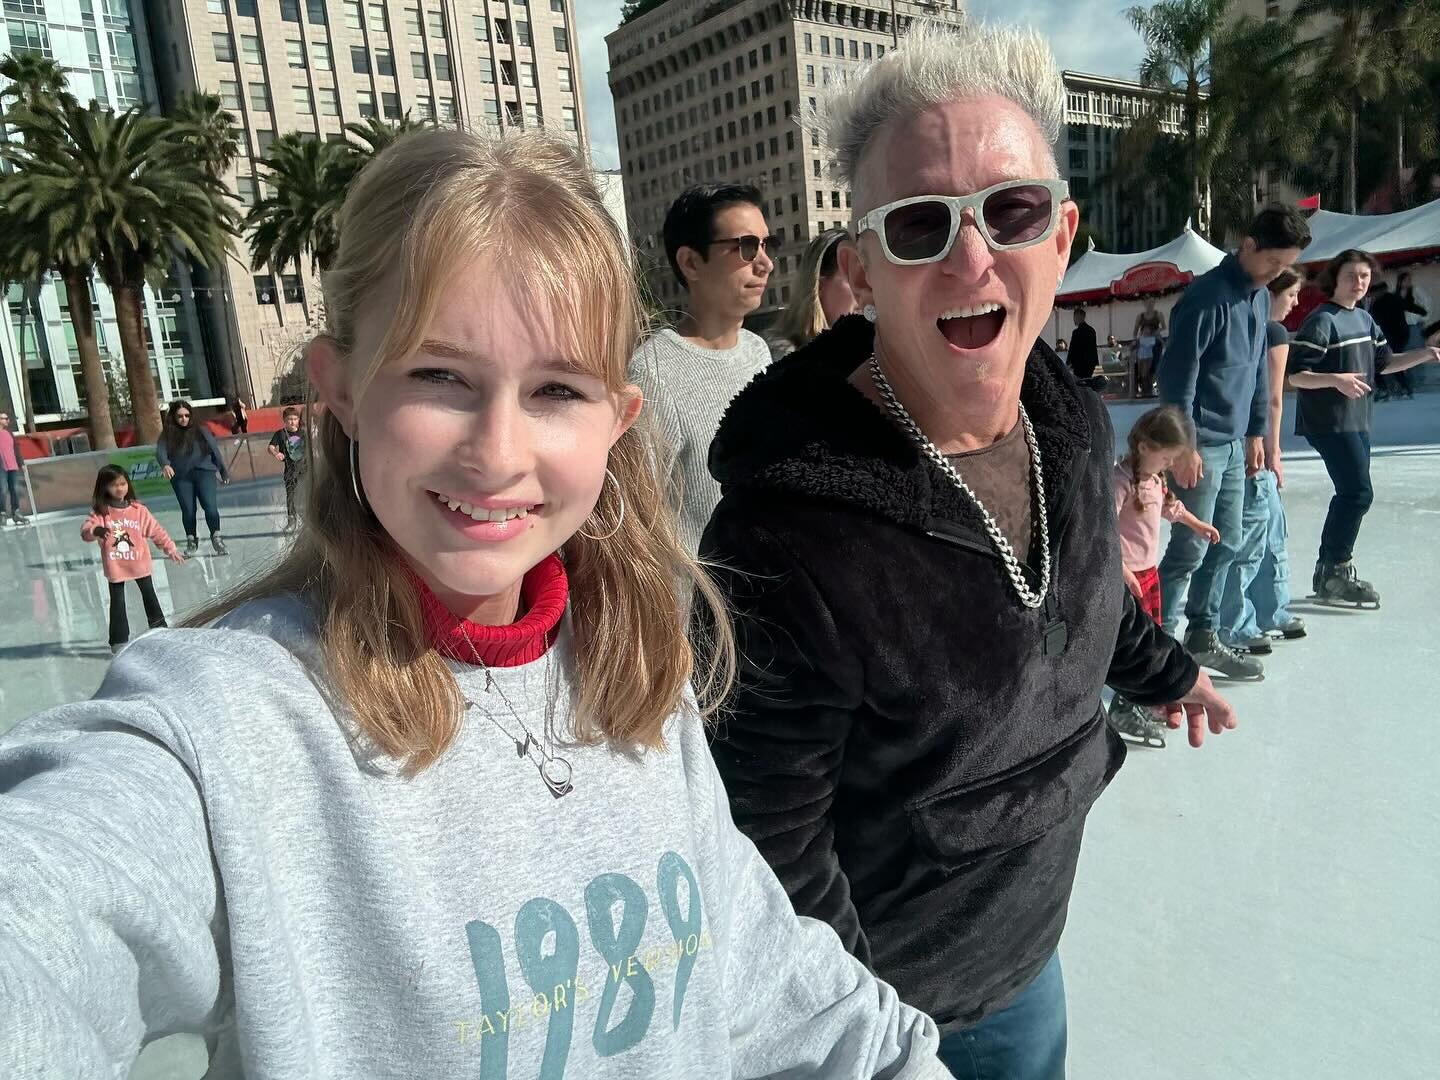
{"left": 854, "top": 179, "right": 1070, "bottom": 265}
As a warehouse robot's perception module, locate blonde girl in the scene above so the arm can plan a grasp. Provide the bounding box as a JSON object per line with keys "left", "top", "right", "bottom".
{"left": 769, "top": 227, "right": 858, "bottom": 359}
{"left": 0, "top": 129, "right": 946, "bottom": 1078}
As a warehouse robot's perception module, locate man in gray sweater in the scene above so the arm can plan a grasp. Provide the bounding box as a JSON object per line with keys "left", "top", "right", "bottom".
{"left": 631, "top": 183, "right": 777, "bottom": 555}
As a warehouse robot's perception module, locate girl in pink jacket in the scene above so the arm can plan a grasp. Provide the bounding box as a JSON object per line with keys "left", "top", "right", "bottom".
{"left": 82, "top": 465, "right": 185, "bottom": 653}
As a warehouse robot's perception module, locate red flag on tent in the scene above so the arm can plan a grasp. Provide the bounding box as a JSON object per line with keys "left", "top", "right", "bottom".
{"left": 1296, "top": 193, "right": 1321, "bottom": 211}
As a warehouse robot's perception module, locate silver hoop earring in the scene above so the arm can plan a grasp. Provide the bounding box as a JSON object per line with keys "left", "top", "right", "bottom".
{"left": 578, "top": 468, "right": 625, "bottom": 542}
{"left": 863, "top": 303, "right": 878, "bottom": 323}
{"left": 349, "top": 437, "right": 367, "bottom": 510}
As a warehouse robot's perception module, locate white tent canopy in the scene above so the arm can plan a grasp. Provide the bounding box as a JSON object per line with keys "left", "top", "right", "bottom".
{"left": 1057, "top": 226, "right": 1228, "bottom": 304}
{"left": 1301, "top": 201, "right": 1440, "bottom": 264}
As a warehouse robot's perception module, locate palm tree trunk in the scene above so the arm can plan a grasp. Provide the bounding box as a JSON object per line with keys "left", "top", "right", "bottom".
{"left": 1396, "top": 110, "right": 1406, "bottom": 208}
{"left": 112, "top": 282, "right": 162, "bottom": 444}
{"left": 63, "top": 269, "right": 116, "bottom": 450}
{"left": 1347, "top": 103, "right": 1359, "bottom": 214}
{"left": 13, "top": 282, "right": 38, "bottom": 434}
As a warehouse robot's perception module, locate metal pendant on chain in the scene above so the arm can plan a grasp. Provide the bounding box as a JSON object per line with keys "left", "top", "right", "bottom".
{"left": 460, "top": 638, "right": 573, "bottom": 799}
{"left": 868, "top": 355, "right": 1054, "bottom": 616}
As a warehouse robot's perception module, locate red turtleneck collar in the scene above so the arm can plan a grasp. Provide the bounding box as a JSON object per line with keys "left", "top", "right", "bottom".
{"left": 413, "top": 553, "right": 568, "bottom": 667}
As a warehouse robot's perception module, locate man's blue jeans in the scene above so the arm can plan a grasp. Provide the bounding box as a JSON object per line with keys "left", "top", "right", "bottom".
{"left": 938, "top": 952, "right": 1066, "bottom": 1080}
{"left": 1220, "top": 470, "right": 1295, "bottom": 642}
{"left": 1159, "top": 439, "right": 1246, "bottom": 636}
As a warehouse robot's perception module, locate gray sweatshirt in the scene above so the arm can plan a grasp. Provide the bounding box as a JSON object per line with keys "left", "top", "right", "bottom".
{"left": 630, "top": 328, "right": 773, "bottom": 556}
{"left": 0, "top": 596, "right": 948, "bottom": 1080}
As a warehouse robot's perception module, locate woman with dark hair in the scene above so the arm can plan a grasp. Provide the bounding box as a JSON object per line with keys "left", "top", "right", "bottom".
{"left": 1288, "top": 249, "right": 1440, "bottom": 605}
{"left": 155, "top": 399, "right": 231, "bottom": 556}
{"left": 769, "top": 228, "right": 858, "bottom": 360}
{"left": 225, "top": 393, "right": 250, "bottom": 434}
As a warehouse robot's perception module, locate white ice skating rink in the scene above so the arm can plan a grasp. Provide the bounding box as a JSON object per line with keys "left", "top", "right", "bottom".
{"left": 1, "top": 396, "right": 1436, "bottom": 1079}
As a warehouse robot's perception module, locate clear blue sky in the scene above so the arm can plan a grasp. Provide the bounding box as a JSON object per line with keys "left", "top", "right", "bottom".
{"left": 578, "top": 1, "right": 1148, "bottom": 170}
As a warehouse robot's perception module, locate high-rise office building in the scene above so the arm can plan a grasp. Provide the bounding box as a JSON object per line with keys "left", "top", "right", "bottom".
{"left": 1059, "top": 70, "right": 1198, "bottom": 253}
{"left": 1, "top": 0, "right": 213, "bottom": 433}
{"left": 141, "top": 0, "right": 587, "bottom": 404}
{"left": 606, "top": 0, "right": 965, "bottom": 320}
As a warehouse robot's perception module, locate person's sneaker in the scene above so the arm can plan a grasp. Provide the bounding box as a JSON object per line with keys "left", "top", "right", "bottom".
{"left": 1273, "top": 616, "right": 1307, "bottom": 640}
{"left": 185, "top": 535, "right": 200, "bottom": 555}
{"left": 211, "top": 533, "right": 228, "bottom": 556}
{"left": 1184, "top": 627, "right": 1265, "bottom": 679}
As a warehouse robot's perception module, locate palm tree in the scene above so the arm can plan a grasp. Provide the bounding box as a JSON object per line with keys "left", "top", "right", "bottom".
{"left": 171, "top": 91, "right": 241, "bottom": 181}
{"left": 0, "top": 52, "right": 77, "bottom": 435}
{"left": 344, "top": 112, "right": 429, "bottom": 158}
{"left": 246, "top": 133, "right": 356, "bottom": 277}
{"left": 1125, "top": 0, "right": 1233, "bottom": 236}
{"left": 4, "top": 100, "right": 237, "bottom": 443}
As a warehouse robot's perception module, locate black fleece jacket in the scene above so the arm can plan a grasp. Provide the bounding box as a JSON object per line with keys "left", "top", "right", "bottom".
{"left": 700, "top": 315, "right": 1197, "bottom": 1033}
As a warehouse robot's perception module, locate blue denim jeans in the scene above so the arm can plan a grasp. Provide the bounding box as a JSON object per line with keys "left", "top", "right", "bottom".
{"left": 1159, "top": 439, "right": 1246, "bottom": 635}
{"left": 170, "top": 469, "right": 221, "bottom": 538}
{"left": 1220, "top": 470, "right": 1295, "bottom": 641}
{"left": 1305, "top": 432, "right": 1373, "bottom": 564}
{"left": 1, "top": 469, "right": 20, "bottom": 516}
{"left": 938, "top": 952, "right": 1066, "bottom": 1080}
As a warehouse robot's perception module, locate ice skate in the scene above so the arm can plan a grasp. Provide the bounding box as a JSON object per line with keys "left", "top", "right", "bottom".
{"left": 185, "top": 535, "right": 200, "bottom": 555}
{"left": 211, "top": 533, "right": 229, "bottom": 557}
{"left": 1232, "top": 633, "right": 1273, "bottom": 656}
{"left": 11, "top": 511, "right": 27, "bottom": 526}
{"left": 1310, "top": 561, "right": 1379, "bottom": 608}
{"left": 1107, "top": 695, "right": 1165, "bottom": 748}
{"left": 1273, "top": 616, "right": 1307, "bottom": 640}
{"left": 1184, "top": 627, "right": 1265, "bottom": 680}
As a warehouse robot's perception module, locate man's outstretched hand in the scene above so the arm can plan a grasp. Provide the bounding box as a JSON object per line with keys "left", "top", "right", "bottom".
{"left": 1153, "top": 669, "right": 1237, "bottom": 748}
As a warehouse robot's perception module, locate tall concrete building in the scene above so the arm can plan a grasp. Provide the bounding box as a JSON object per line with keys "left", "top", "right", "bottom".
{"left": 1, "top": 0, "right": 214, "bottom": 434}
{"left": 1060, "top": 70, "right": 1196, "bottom": 253}
{"left": 140, "top": 0, "right": 588, "bottom": 405}
{"left": 606, "top": 0, "right": 965, "bottom": 321}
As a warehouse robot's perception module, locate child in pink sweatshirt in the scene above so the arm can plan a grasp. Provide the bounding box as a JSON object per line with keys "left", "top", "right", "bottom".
{"left": 82, "top": 465, "right": 185, "bottom": 653}
{"left": 1109, "top": 406, "right": 1220, "bottom": 748}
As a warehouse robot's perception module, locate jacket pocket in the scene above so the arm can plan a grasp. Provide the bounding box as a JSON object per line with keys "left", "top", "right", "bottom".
{"left": 906, "top": 712, "right": 1123, "bottom": 868}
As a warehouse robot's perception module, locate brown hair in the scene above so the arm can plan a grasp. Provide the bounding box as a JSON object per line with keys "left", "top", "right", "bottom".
{"left": 1316, "top": 249, "right": 1380, "bottom": 298}
{"left": 1268, "top": 267, "right": 1302, "bottom": 295}
{"left": 772, "top": 228, "right": 849, "bottom": 350}
{"left": 281, "top": 405, "right": 301, "bottom": 420}
{"left": 1125, "top": 405, "right": 1194, "bottom": 511}
{"left": 190, "top": 128, "right": 734, "bottom": 771}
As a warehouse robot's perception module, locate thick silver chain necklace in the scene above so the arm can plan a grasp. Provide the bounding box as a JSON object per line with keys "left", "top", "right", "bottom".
{"left": 869, "top": 355, "right": 1052, "bottom": 609}
{"left": 459, "top": 635, "right": 573, "bottom": 799}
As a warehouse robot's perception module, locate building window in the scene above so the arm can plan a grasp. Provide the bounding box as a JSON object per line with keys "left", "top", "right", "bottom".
{"left": 237, "top": 0, "right": 258, "bottom": 14}
{"left": 515, "top": 20, "right": 530, "bottom": 46}
{"left": 558, "top": 65, "right": 572, "bottom": 92}
{"left": 241, "top": 34, "right": 261, "bottom": 64}
{"left": 864, "top": 41, "right": 872, "bottom": 60}
{"left": 235, "top": 175, "right": 258, "bottom": 206}
{"left": 552, "top": 25, "right": 567, "bottom": 51}
{"left": 520, "top": 61, "right": 535, "bottom": 87}
{"left": 376, "top": 48, "right": 394, "bottom": 76}
{"left": 248, "top": 81, "right": 270, "bottom": 111}
{"left": 415, "top": 96, "right": 433, "bottom": 119}
{"left": 344, "top": 0, "right": 362, "bottom": 30}
{"left": 293, "top": 85, "right": 313, "bottom": 115}
{"left": 280, "top": 0, "right": 300, "bottom": 23}
{"left": 505, "top": 101, "right": 522, "bottom": 126}
{"left": 351, "top": 46, "right": 370, "bottom": 73}
{"left": 256, "top": 128, "right": 276, "bottom": 154}
{"left": 804, "top": 32, "right": 812, "bottom": 53}
{"left": 820, "top": 36, "right": 829, "bottom": 56}
{"left": 495, "top": 17, "right": 509, "bottom": 44}
{"left": 286, "top": 38, "right": 304, "bottom": 68}
{"left": 478, "top": 57, "right": 494, "bottom": 83}
{"left": 831, "top": 191, "right": 841, "bottom": 209}
{"left": 207, "top": 0, "right": 226, "bottom": 13}
{"left": 219, "top": 79, "right": 241, "bottom": 109}
{"left": 426, "top": 8, "right": 443, "bottom": 38}
{"left": 551, "top": 0, "right": 563, "bottom": 10}
{"left": 357, "top": 89, "right": 375, "bottom": 117}
{"left": 366, "top": 2, "right": 386, "bottom": 30}
{"left": 318, "top": 86, "right": 339, "bottom": 115}
{"left": 523, "top": 101, "right": 540, "bottom": 125}
{"left": 311, "top": 41, "right": 331, "bottom": 70}
{"left": 434, "top": 54, "right": 451, "bottom": 81}
{"left": 382, "top": 91, "right": 400, "bottom": 118}
{"left": 402, "top": 4, "right": 421, "bottom": 36}
{"left": 806, "top": 64, "right": 814, "bottom": 85}
{"left": 815, "top": 190, "right": 824, "bottom": 209}
{"left": 212, "top": 31, "right": 234, "bottom": 62}
{"left": 411, "top": 51, "right": 428, "bottom": 78}
{"left": 474, "top": 13, "right": 488, "bottom": 40}
{"left": 484, "top": 98, "right": 500, "bottom": 124}
{"left": 1069, "top": 148, "right": 1088, "bottom": 171}
{"left": 253, "top": 274, "right": 276, "bottom": 304}
{"left": 562, "top": 105, "right": 577, "bottom": 132}
{"left": 438, "top": 97, "right": 455, "bottom": 122}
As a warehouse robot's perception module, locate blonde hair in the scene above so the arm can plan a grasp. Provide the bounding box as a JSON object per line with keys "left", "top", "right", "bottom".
{"left": 772, "top": 228, "right": 848, "bottom": 352}
{"left": 191, "top": 127, "right": 733, "bottom": 771}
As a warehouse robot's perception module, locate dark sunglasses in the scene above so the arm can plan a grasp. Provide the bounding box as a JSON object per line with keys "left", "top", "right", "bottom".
{"left": 708, "top": 233, "right": 780, "bottom": 262}
{"left": 855, "top": 179, "right": 1069, "bottom": 264}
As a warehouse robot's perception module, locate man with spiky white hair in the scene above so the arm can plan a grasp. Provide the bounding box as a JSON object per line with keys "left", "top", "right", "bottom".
{"left": 702, "top": 21, "right": 1236, "bottom": 1077}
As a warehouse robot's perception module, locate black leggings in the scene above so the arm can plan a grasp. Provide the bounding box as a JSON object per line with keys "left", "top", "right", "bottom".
{"left": 109, "top": 576, "right": 167, "bottom": 646}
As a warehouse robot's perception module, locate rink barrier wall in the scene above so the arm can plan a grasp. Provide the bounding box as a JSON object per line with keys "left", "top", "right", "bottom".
{"left": 19, "top": 434, "right": 288, "bottom": 520}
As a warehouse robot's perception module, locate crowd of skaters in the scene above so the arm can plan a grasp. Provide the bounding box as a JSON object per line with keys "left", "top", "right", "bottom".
{"left": 1, "top": 17, "right": 1438, "bottom": 1080}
